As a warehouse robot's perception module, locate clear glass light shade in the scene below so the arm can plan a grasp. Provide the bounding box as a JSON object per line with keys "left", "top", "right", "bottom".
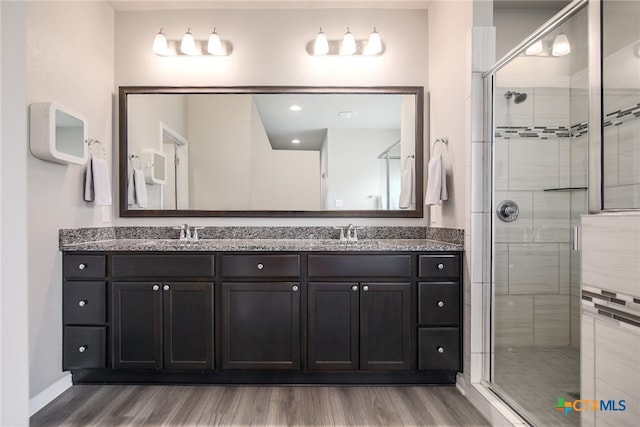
{"left": 552, "top": 33, "right": 571, "bottom": 56}
{"left": 313, "top": 29, "right": 329, "bottom": 55}
{"left": 340, "top": 28, "right": 356, "bottom": 55}
{"left": 153, "top": 29, "right": 169, "bottom": 55}
{"left": 365, "top": 28, "right": 382, "bottom": 55}
{"left": 207, "top": 30, "right": 225, "bottom": 55}
{"left": 180, "top": 29, "right": 198, "bottom": 55}
{"left": 525, "top": 40, "right": 543, "bottom": 56}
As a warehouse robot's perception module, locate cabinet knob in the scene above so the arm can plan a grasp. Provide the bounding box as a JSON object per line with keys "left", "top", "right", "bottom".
{"left": 352, "top": 285, "right": 358, "bottom": 292}
{"left": 163, "top": 284, "right": 170, "bottom": 291}
{"left": 152, "top": 284, "right": 160, "bottom": 291}
{"left": 437, "top": 301, "right": 444, "bottom": 308}
{"left": 292, "top": 285, "right": 299, "bottom": 292}
{"left": 257, "top": 263, "right": 264, "bottom": 270}
{"left": 78, "top": 345, "right": 87, "bottom": 353}
{"left": 437, "top": 263, "right": 444, "bottom": 270}
{"left": 78, "top": 263, "right": 87, "bottom": 270}
{"left": 437, "top": 346, "right": 445, "bottom": 353}
{"left": 362, "top": 285, "right": 369, "bottom": 292}
{"left": 78, "top": 300, "right": 87, "bottom": 307}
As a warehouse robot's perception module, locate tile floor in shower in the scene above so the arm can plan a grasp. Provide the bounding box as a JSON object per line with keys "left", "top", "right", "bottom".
{"left": 494, "top": 345, "right": 580, "bottom": 427}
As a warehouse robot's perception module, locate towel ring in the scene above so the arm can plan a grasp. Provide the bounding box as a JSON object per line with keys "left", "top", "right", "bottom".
{"left": 129, "top": 154, "right": 141, "bottom": 169}
{"left": 86, "top": 139, "right": 106, "bottom": 159}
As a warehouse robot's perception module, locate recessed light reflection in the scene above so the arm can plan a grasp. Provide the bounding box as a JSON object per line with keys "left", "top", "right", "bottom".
{"left": 292, "top": 139, "right": 301, "bottom": 144}
{"left": 290, "top": 105, "right": 302, "bottom": 111}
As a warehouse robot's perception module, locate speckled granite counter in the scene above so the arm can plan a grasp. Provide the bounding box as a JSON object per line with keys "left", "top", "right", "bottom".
{"left": 59, "top": 226, "right": 463, "bottom": 252}
{"left": 60, "top": 238, "right": 462, "bottom": 252}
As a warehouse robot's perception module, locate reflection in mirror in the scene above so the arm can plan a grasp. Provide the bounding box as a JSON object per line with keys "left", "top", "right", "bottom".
{"left": 120, "top": 87, "right": 423, "bottom": 217}
{"left": 602, "top": 0, "right": 640, "bottom": 209}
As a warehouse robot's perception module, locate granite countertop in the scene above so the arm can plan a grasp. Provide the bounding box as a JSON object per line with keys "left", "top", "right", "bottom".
{"left": 60, "top": 238, "right": 463, "bottom": 252}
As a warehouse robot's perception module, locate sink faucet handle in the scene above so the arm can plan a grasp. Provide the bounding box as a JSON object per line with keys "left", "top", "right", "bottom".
{"left": 191, "top": 226, "right": 204, "bottom": 241}
{"left": 333, "top": 226, "right": 346, "bottom": 241}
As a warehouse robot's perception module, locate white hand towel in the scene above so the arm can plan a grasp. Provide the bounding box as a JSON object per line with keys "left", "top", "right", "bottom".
{"left": 127, "top": 167, "right": 136, "bottom": 205}
{"left": 398, "top": 157, "right": 415, "bottom": 209}
{"left": 425, "top": 154, "right": 448, "bottom": 206}
{"left": 91, "top": 155, "right": 112, "bottom": 206}
{"left": 133, "top": 168, "right": 148, "bottom": 208}
{"left": 84, "top": 157, "right": 94, "bottom": 202}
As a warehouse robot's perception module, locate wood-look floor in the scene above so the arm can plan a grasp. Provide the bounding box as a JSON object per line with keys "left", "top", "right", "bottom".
{"left": 30, "top": 385, "right": 490, "bottom": 427}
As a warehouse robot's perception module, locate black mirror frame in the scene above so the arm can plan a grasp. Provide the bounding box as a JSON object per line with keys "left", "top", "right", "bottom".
{"left": 119, "top": 86, "right": 424, "bottom": 218}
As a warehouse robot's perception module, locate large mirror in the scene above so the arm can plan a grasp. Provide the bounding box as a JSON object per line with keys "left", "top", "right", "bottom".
{"left": 119, "top": 86, "right": 423, "bottom": 217}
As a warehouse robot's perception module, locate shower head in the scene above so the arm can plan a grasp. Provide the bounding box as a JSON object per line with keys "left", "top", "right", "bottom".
{"left": 504, "top": 91, "right": 528, "bottom": 104}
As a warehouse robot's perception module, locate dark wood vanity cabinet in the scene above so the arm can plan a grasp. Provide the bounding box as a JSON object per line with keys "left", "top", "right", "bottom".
{"left": 62, "top": 250, "right": 462, "bottom": 384}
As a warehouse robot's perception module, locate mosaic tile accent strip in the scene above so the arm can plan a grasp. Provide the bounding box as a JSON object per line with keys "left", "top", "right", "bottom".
{"left": 495, "top": 126, "right": 571, "bottom": 139}
{"left": 603, "top": 103, "right": 640, "bottom": 128}
{"left": 582, "top": 285, "right": 640, "bottom": 330}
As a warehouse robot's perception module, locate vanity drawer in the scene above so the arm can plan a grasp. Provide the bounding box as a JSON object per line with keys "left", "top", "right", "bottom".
{"left": 418, "top": 327, "right": 460, "bottom": 371}
{"left": 221, "top": 254, "right": 300, "bottom": 278}
{"left": 418, "top": 254, "right": 460, "bottom": 278}
{"left": 111, "top": 254, "right": 215, "bottom": 278}
{"left": 418, "top": 282, "right": 460, "bottom": 326}
{"left": 63, "top": 326, "right": 106, "bottom": 370}
{"left": 308, "top": 254, "right": 411, "bottom": 278}
{"left": 64, "top": 255, "right": 105, "bottom": 279}
{"left": 63, "top": 281, "right": 106, "bottom": 325}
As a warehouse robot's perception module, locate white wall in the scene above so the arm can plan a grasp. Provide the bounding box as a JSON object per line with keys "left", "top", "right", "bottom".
{"left": 114, "top": 7, "right": 429, "bottom": 225}
{"left": 0, "top": 2, "right": 30, "bottom": 425}
{"left": 26, "top": 0, "right": 114, "bottom": 401}
{"left": 427, "top": 0, "right": 472, "bottom": 229}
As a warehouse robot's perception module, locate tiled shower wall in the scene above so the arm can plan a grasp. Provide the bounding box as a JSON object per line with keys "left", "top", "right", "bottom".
{"left": 494, "top": 83, "right": 586, "bottom": 349}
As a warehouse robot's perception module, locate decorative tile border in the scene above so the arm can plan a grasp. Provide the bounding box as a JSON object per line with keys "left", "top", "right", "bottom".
{"left": 582, "top": 285, "right": 640, "bottom": 330}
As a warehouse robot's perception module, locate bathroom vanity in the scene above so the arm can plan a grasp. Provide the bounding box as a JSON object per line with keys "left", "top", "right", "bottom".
{"left": 60, "top": 228, "right": 462, "bottom": 385}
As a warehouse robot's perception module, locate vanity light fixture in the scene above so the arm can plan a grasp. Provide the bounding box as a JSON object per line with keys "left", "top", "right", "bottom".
{"left": 552, "top": 33, "right": 571, "bottom": 56}
{"left": 152, "top": 28, "right": 232, "bottom": 56}
{"left": 153, "top": 28, "right": 169, "bottom": 55}
{"left": 307, "top": 27, "right": 384, "bottom": 56}
{"left": 341, "top": 28, "right": 357, "bottom": 55}
{"left": 313, "top": 28, "right": 329, "bottom": 55}
{"left": 180, "top": 28, "right": 198, "bottom": 55}
{"left": 525, "top": 39, "right": 544, "bottom": 56}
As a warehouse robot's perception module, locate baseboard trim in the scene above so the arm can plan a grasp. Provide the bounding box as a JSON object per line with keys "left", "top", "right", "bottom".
{"left": 29, "top": 373, "right": 72, "bottom": 417}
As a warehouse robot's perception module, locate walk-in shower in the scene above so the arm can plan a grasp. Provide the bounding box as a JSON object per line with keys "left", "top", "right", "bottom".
{"left": 486, "top": 3, "right": 588, "bottom": 426}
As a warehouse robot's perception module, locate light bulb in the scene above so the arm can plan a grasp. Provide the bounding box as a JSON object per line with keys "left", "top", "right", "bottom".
{"left": 207, "top": 29, "right": 225, "bottom": 55}
{"left": 365, "top": 27, "right": 382, "bottom": 55}
{"left": 180, "top": 28, "right": 198, "bottom": 55}
{"left": 152, "top": 28, "right": 169, "bottom": 55}
{"left": 552, "top": 33, "right": 571, "bottom": 56}
{"left": 313, "top": 28, "right": 329, "bottom": 55}
{"left": 525, "top": 39, "right": 543, "bottom": 56}
{"left": 340, "top": 28, "right": 356, "bottom": 55}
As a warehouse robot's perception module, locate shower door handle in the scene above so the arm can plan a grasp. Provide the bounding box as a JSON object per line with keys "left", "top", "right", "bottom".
{"left": 572, "top": 226, "right": 580, "bottom": 251}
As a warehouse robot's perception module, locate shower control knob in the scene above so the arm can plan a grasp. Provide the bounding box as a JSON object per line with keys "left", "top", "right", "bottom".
{"left": 78, "top": 263, "right": 87, "bottom": 270}
{"left": 437, "top": 346, "right": 445, "bottom": 353}
{"left": 496, "top": 200, "right": 520, "bottom": 223}
{"left": 78, "top": 300, "right": 87, "bottom": 307}
{"left": 257, "top": 263, "right": 264, "bottom": 270}
{"left": 437, "top": 301, "right": 444, "bottom": 308}
{"left": 437, "top": 263, "right": 444, "bottom": 270}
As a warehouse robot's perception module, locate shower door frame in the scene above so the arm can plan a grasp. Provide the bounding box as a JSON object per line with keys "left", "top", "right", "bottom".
{"left": 478, "top": 0, "right": 602, "bottom": 422}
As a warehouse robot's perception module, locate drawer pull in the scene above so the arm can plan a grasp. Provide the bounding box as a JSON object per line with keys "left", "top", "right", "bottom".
{"left": 78, "top": 263, "right": 87, "bottom": 270}
{"left": 437, "top": 263, "right": 444, "bottom": 270}
{"left": 437, "top": 301, "right": 444, "bottom": 308}
{"left": 292, "top": 285, "right": 299, "bottom": 292}
{"left": 362, "top": 285, "right": 369, "bottom": 292}
{"left": 257, "top": 263, "right": 264, "bottom": 270}
{"left": 78, "top": 300, "right": 87, "bottom": 307}
{"left": 78, "top": 345, "right": 88, "bottom": 353}
{"left": 352, "top": 285, "right": 358, "bottom": 292}
{"left": 437, "top": 346, "right": 445, "bottom": 353}
{"left": 163, "top": 284, "right": 170, "bottom": 291}
{"left": 152, "top": 284, "right": 160, "bottom": 291}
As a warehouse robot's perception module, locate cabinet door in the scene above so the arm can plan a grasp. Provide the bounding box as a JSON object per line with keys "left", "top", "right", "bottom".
{"left": 221, "top": 282, "right": 301, "bottom": 370}
{"left": 308, "top": 282, "right": 359, "bottom": 370}
{"left": 112, "top": 282, "right": 162, "bottom": 370}
{"left": 163, "top": 282, "right": 214, "bottom": 371}
{"left": 360, "top": 282, "right": 411, "bottom": 370}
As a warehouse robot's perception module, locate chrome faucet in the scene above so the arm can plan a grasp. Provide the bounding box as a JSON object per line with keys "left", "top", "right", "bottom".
{"left": 346, "top": 224, "right": 358, "bottom": 242}
{"left": 174, "top": 224, "right": 204, "bottom": 241}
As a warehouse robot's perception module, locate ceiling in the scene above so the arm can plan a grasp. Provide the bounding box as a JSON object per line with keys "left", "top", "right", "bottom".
{"left": 494, "top": 0, "right": 571, "bottom": 11}
{"left": 107, "top": 0, "right": 432, "bottom": 11}
{"left": 252, "top": 93, "right": 402, "bottom": 151}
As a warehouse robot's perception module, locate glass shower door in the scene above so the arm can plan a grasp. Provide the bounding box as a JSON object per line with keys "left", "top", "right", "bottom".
{"left": 490, "top": 6, "right": 587, "bottom": 426}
